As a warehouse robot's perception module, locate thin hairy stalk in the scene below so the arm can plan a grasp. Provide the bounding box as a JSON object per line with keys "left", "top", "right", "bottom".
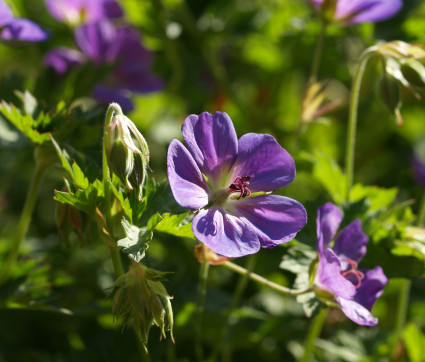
{"left": 222, "top": 261, "right": 312, "bottom": 296}
{"left": 344, "top": 49, "right": 375, "bottom": 200}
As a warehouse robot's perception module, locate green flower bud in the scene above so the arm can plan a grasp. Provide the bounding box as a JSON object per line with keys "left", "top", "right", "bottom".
{"left": 400, "top": 59, "right": 425, "bottom": 89}
{"left": 104, "top": 114, "right": 150, "bottom": 199}
{"left": 110, "top": 263, "right": 174, "bottom": 353}
{"left": 378, "top": 75, "right": 403, "bottom": 125}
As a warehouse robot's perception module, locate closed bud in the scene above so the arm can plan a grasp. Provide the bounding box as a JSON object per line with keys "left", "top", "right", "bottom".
{"left": 104, "top": 112, "right": 150, "bottom": 199}
{"left": 110, "top": 263, "right": 174, "bottom": 353}
{"left": 400, "top": 59, "right": 425, "bottom": 89}
{"left": 378, "top": 75, "right": 403, "bottom": 125}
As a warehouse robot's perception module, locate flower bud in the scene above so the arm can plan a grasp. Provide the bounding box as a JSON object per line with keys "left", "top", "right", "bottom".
{"left": 110, "top": 263, "right": 174, "bottom": 352}
{"left": 400, "top": 59, "right": 425, "bottom": 89}
{"left": 104, "top": 114, "right": 149, "bottom": 199}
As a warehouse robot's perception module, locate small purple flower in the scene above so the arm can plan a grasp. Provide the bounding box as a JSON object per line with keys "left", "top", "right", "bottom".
{"left": 0, "top": 0, "right": 48, "bottom": 42}
{"left": 310, "top": 0, "right": 402, "bottom": 25}
{"left": 44, "top": 20, "right": 162, "bottom": 110}
{"left": 313, "top": 203, "right": 387, "bottom": 326}
{"left": 167, "top": 112, "right": 307, "bottom": 258}
{"left": 45, "top": 0, "right": 123, "bottom": 25}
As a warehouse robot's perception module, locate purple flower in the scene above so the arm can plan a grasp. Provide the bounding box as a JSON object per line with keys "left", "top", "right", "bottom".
{"left": 45, "top": 0, "right": 123, "bottom": 25}
{"left": 313, "top": 203, "right": 387, "bottom": 326}
{"left": 44, "top": 20, "right": 162, "bottom": 110}
{"left": 167, "top": 112, "right": 307, "bottom": 258}
{"left": 0, "top": 0, "right": 48, "bottom": 42}
{"left": 310, "top": 0, "right": 402, "bottom": 25}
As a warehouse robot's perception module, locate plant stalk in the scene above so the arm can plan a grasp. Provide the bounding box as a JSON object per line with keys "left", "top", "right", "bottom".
{"left": 299, "top": 308, "right": 327, "bottom": 362}
{"left": 0, "top": 156, "right": 48, "bottom": 284}
{"left": 345, "top": 49, "right": 375, "bottom": 200}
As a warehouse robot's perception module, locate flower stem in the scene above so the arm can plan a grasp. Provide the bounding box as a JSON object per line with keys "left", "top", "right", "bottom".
{"left": 299, "top": 308, "right": 327, "bottom": 362}
{"left": 195, "top": 261, "right": 210, "bottom": 361}
{"left": 221, "top": 255, "right": 258, "bottom": 362}
{"left": 344, "top": 49, "right": 375, "bottom": 200}
{"left": 222, "top": 261, "right": 311, "bottom": 296}
{"left": 309, "top": 19, "right": 327, "bottom": 85}
{"left": 0, "top": 155, "right": 48, "bottom": 284}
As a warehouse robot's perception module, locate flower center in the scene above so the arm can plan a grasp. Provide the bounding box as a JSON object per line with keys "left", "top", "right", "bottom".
{"left": 340, "top": 257, "right": 364, "bottom": 288}
{"left": 227, "top": 176, "right": 252, "bottom": 200}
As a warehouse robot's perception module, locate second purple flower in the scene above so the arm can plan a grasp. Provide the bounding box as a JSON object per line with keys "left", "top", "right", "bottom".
{"left": 167, "top": 112, "right": 307, "bottom": 258}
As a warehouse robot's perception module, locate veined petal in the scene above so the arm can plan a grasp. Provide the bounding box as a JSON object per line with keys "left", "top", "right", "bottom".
{"left": 229, "top": 133, "right": 295, "bottom": 192}
{"left": 336, "top": 0, "right": 402, "bottom": 24}
{"left": 228, "top": 195, "right": 307, "bottom": 248}
{"left": 167, "top": 139, "right": 209, "bottom": 209}
{"left": 0, "top": 0, "right": 14, "bottom": 27}
{"left": 316, "top": 203, "right": 342, "bottom": 255}
{"left": 333, "top": 219, "right": 368, "bottom": 263}
{"left": 182, "top": 112, "right": 238, "bottom": 186}
{"left": 1, "top": 19, "right": 48, "bottom": 42}
{"left": 192, "top": 207, "right": 260, "bottom": 257}
{"left": 314, "top": 248, "right": 356, "bottom": 300}
{"left": 354, "top": 267, "right": 387, "bottom": 311}
{"left": 337, "top": 297, "right": 378, "bottom": 326}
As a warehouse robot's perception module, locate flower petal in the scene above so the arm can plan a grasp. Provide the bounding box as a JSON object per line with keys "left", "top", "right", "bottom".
{"left": 181, "top": 112, "right": 238, "bottom": 186}
{"left": 337, "top": 297, "right": 378, "bottom": 326}
{"left": 333, "top": 219, "right": 368, "bottom": 263}
{"left": 192, "top": 207, "right": 260, "bottom": 257}
{"left": 75, "top": 20, "right": 120, "bottom": 63}
{"left": 44, "top": 47, "right": 86, "bottom": 74}
{"left": 354, "top": 267, "right": 387, "bottom": 311}
{"left": 0, "top": 0, "right": 14, "bottom": 27}
{"left": 314, "top": 249, "right": 356, "bottom": 300}
{"left": 1, "top": 19, "right": 48, "bottom": 42}
{"left": 45, "top": 0, "right": 83, "bottom": 24}
{"left": 229, "top": 133, "right": 295, "bottom": 192}
{"left": 336, "top": 0, "right": 402, "bottom": 24}
{"left": 167, "top": 139, "right": 209, "bottom": 209}
{"left": 316, "top": 203, "right": 342, "bottom": 255}
{"left": 228, "top": 194, "right": 307, "bottom": 248}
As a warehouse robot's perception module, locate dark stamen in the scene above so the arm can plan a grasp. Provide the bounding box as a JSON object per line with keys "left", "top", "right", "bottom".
{"left": 227, "top": 176, "right": 252, "bottom": 200}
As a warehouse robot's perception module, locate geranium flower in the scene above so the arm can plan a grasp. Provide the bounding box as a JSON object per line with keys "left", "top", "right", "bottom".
{"left": 313, "top": 203, "right": 387, "bottom": 326}
{"left": 0, "top": 0, "right": 48, "bottom": 42}
{"left": 44, "top": 20, "right": 162, "bottom": 110}
{"left": 45, "top": 0, "right": 123, "bottom": 26}
{"left": 167, "top": 112, "right": 307, "bottom": 258}
{"left": 310, "top": 0, "right": 402, "bottom": 25}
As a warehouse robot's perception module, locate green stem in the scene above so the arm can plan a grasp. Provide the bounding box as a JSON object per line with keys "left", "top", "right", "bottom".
{"left": 0, "top": 156, "right": 48, "bottom": 284}
{"left": 392, "top": 279, "right": 411, "bottom": 357}
{"left": 299, "top": 308, "right": 327, "bottom": 362}
{"left": 222, "top": 255, "right": 258, "bottom": 362}
{"left": 344, "top": 49, "right": 375, "bottom": 200}
{"left": 108, "top": 245, "right": 125, "bottom": 278}
{"left": 195, "top": 262, "right": 210, "bottom": 361}
{"left": 309, "top": 20, "right": 327, "bottom": 85}
{"left": 417, "top": 191, "right": 425, "bottom": 227}
{"left": 223, "top": 261, "right": 312, "bottom": 296}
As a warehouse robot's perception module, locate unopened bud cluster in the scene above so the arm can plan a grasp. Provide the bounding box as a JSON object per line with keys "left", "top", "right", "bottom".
{"left": 110, "top": 263, "right": 174, "bottom": 352}
{"left": 374, "top": 41, "right": 425, "bottom": 125}
{"left": 104, "top": 114, "right": 149, "bottom": 200}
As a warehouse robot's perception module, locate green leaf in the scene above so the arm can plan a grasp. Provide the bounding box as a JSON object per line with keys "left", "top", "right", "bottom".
{"left": 54, "top": 181, "right": 103, "bottom": 215}
{"left": 118, "top": 219, "right": 151, "bottom": 262}
{"left": 150, "top": 212, "right": 196, "bottom": 240}
{"left": 349, "top": 184, "right": 398, "bottom": 213}
{"left": 309, "top": 152, "right": 347, "bottom": 204}
{"left": 0, "top": 100, "right": 50, "bottom": 144}
{"left": 403, "top": 323, "right": 425, "bottom": 362}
